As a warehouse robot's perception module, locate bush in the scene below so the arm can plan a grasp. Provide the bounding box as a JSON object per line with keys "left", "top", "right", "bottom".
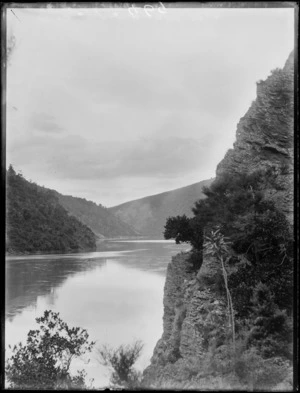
{"left": 187, "top": 250, "right": 203, "bottom": 272}
{"left": 203, "top": 338, "right": 291, "bottom": 390}
{"left": 5, "top": 310, "right": 95, "bottom": 390}
{"left": 97, "top": 341, "right": 143, "bottom": 389}
{"left": 247, "top": 283, "right": 293, "bottom": 360}
{"left": 235, "top": 348, "right": 291, "bottom": 390}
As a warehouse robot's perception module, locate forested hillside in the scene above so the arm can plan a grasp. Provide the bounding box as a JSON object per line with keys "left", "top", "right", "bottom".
{"left": 55, "top": 193, "right": 139, "bottom": 239}
{"left": 6, "top": 166, "right": 96, "bottom": 254}
{"left": 110, "top": 179, "right": 214, "bottom": 238}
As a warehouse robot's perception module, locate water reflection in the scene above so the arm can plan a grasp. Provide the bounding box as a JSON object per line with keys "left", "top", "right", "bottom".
{"left": 5, "top": 240, "right": 189, "bottom": 388}
{"left": 6, "top": 257, "right": 107, "bottom": 320}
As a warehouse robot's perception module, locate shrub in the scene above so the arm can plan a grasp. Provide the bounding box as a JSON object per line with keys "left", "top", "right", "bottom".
{"left": 235, "top": 348, "right": 291, "bottom": 390}
{"left": 187, "top": 250, "right": 203, "bottom": 272}
{"left": 97, "top": 341, "right": 143, "bottom": 389}
{"left": 247, "top": 283, "right": 293, "bottom": 360}
{"left": 5, "top": 310, "right": 95, "bottom": 390}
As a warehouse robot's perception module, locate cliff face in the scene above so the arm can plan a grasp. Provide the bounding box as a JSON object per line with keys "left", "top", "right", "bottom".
{"left": 143, "top": 253, "right": 232, "bottom": 390}
{"left": 142, "top": 53, "right": 294, "bottom": 390}
{"left": 216, "top": 52, "right": 294, "bottom": 221}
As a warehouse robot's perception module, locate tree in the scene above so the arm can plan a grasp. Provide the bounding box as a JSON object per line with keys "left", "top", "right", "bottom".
{"left": 6, "top": 310, "right": 95, "bottom": 390}
{"left": 97, "top": 341, "right": 143, "bottom": 389}
{"left": 164, "top": 214, "right": 205, "bottom": 251}
{"left": 204, "top": 229, "right": 236, "bottom": 351}
{"left": 164, "top": 215, "right": 194, "bottom": 245}
{"left": 164, "top": 168, "right": 293, "bottom": 314}
{"left": 164, "top": 214, "right": 204, "bottom": 270}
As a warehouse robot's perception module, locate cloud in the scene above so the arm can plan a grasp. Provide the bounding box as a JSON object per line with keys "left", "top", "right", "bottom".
{"left": 30, "top": 112, "right": 63, "bottom": 133}
{"left": 7, "top": 8, "right": 294, "bottom": 207}
{"left": 35, "top": 135, "right": 214, "bottom": 181}
{"left": 9, "top": 132, "right": 213, "bottom": 183}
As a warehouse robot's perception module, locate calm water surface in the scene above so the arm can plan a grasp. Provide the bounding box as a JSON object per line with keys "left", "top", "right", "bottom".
{"left": 5, "top": 239, "right": 189, "bottom": 388}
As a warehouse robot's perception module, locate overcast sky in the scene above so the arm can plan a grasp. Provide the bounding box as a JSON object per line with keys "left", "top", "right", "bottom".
{"left": 6, "top": 6, "right": 294, "bottom": 207}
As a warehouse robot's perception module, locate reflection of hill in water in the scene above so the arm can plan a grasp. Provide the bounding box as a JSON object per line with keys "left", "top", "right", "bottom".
{"left": 6, "top": 257, "right": 107, "bottom": 320}
{"left": 110, "top": 244, "right": 190, "bottom": 277}
{"left": 6, "top": 241, "right": 189, "bottom": 321}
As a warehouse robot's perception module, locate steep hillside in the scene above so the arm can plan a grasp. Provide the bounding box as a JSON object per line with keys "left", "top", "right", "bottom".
{"left": 142, "top": 52, "right": 294, "bottom": 390}
{"left": 110, "top": 179, "right": 214, "bottom": 238}
{"left": 55, "top": 193, "right": 139, "bottom": 239}
{"left": 6, "top": 166, "right": 96, "bottom": 254}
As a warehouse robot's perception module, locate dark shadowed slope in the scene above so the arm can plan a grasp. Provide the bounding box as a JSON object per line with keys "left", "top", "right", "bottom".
{"left": 109, "top": 178, "right": 214, "bottom": 238}
{"left": 6, "top": 166, "right": 96, "bottom": 253}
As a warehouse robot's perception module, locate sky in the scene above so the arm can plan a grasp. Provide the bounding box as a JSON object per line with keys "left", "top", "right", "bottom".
{"left": 6, "top": 5, "right": 294, "bottom": 207}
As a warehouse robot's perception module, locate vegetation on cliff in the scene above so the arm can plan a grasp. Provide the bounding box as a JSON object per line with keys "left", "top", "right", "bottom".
{"left": 159, "top": 53, "right": 294, "bottom": 390}
{"left": 164, "top": 167, "right": 293, "bottom": 361}
{"left": 6, "top": 166, "right": 96, "bottom": 253}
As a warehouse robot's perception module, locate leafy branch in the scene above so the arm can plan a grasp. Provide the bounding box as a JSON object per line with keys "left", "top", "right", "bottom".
{"left": 204, "top": 229, "right": 236, "bottom": 351}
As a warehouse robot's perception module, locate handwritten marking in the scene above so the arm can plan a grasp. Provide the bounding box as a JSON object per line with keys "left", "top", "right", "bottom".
{"left": 144, "top": 5, "right": 154, "bottom": 18}
{"left": 129, "top": 2, "right": 166, "bottom": 18}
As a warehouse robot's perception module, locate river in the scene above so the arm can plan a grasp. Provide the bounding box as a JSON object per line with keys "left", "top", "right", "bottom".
{"left": 5, "top": 239, "right": 189, "bottom": 388}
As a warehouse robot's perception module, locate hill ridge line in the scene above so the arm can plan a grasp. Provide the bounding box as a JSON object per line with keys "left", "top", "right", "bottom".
{"left": 110, "top": 178, "right": 215, "bottom": 209}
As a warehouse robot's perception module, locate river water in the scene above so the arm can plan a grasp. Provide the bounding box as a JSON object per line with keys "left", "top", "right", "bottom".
{"left": 5, "top": 239, "right": 189, "bottom": 388}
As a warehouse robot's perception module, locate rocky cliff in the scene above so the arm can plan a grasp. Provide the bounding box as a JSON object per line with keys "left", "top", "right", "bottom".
{"left": 142, "top": 52, "right": 294, "bottom": 390}
{"left": 216, "top": 51, "right": 294, "bottom": 222}
{"left": 143, "top": 253, "right": 234, "bottom": 390}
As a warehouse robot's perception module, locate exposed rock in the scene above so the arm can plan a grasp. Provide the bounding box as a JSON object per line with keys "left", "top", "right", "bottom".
{"left": 142, "top": 52, "right": 294, "bottom": 390}
{"left": 216, "top": 52, "right": 294, "bottom": 222}
{"left": 143, "top": 253, "right": 228, "bottom": 388}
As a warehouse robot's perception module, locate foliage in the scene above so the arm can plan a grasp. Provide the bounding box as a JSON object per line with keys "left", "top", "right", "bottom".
{"left": 164, "top": 215, "right": 194, "bottom": 245}
{"left": 164, "top": 167, "right": 293, "bottom": 314}
{"left": 187, "top": 249, "right": 203, "bottom": 271}
{"left": 204, "top": 228, "right": 231, "bottom": 257}
{"left": 233, "top": 345, "right": 291, "bottom": 390}
{"left": 164, "top": 215, "right": 204, "bottom": 270}
{"left": 203, "top": 337, "right": 292, "bottom": 390}
{"left": 164, "top": 166, "right": 293, "bottom": 364}
{"left": 6, "top": 310, "right": 95, "bottom": 390}
{"left": 204, "top": 229, "right": 235, "bottom": 350}
{"left": 247, "top": 283, "right": 293, "bottom": 359}
{"left": 6, "top": 165, "right": 96, "bottom": 253}
{"left": 97, "top": 341, "right": 143, "bottom": 389}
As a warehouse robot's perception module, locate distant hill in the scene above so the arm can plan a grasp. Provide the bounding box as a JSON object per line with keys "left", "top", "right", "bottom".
{"left": 54, "top": 192, "right": 139, "bottom": 239}
{"left": 6, "top": 166, "right": 96, "bottom": 254}
{"left": 110, "top": 178, "right": 214, "bottom": 238}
